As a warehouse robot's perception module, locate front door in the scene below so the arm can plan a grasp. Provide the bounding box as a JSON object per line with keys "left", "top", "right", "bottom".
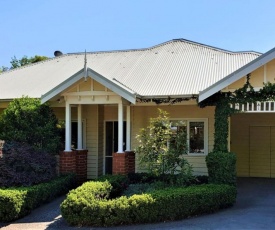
{"left": 105, "top": 121, "right": 126, "bottom": 174}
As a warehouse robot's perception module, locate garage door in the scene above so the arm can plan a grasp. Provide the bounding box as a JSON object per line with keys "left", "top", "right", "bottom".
{"left": 231, "top": 114, "right": 275, "bottom": 178}
{"left": 249, "top": 126, "right": 275, "bottom": 178}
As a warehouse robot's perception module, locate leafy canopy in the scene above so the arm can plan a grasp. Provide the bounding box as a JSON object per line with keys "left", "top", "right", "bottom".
{"left": 0, "top": 55, "right": 48, "bottom": 72}
{"left": 0, "top": 97, "right": 60, "bottom": 153}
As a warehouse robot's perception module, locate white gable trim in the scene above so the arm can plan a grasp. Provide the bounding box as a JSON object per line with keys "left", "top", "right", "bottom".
{"left": 41, "top": 69, "right": 84, "bottom": 104}
{"left": 41, "top": 68, "right": 136, "bottom": 104}
{"left": 87, "top": 68, "right": 136, "bottom": 104}
{"left": 198, "top": 47, "right": 275, "bottom": 102}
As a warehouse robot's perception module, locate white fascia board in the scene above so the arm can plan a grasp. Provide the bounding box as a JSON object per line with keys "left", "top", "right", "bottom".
{"left": 41, "top": 69, "right": 84, "bottom": 104}
{"left": 199, "top": 47, "right": 275, "bottom": 102}
{"left": 87, "top": 68, "right": 136, "bottom": 104}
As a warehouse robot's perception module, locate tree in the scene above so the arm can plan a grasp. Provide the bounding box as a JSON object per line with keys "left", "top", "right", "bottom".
{"left": 0, "top": 97, "right": 60, "bottom": 153}
{"left": 0, "top": 55, "right": 48, "bottom": 72}
{"left": 0, "top": 66, "right": 8, "bottom": 73}
{"left": 136, "top": 109, "right": 191, "bottom": 176}
{"left": 10, "top": 55, "right": 48, "bottom": 69}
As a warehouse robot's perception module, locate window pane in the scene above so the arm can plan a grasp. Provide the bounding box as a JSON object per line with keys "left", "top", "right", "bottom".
{"left": 170, "top": 120, "right": 187, "bottom": 151}
{"left": 189, "top": 122, "right": 204, "bottom": 153}
{"left": 171, "top": 120, "right": 187, "bottom": 134}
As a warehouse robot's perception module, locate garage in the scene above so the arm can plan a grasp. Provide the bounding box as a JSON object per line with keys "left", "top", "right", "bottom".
{"left": 231, "top": 113, "right": 275, "bottom": 178}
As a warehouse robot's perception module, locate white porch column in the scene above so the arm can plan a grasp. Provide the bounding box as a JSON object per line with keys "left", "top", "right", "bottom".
{"left": 65, "top": 101, "right": 72, "bottom": 151}
{"left": 117, "top": 102, "right": 124, "bottom": 153}
{"left": 126, "top": 105, "right": 131, "bottom": 151}
{"left": 77, "top": 104, "right": 83, "bottom": 150}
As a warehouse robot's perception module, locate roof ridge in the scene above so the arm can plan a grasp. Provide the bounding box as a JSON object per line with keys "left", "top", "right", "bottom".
{"left": 66, "top": 39, "right": 262, "bottom": 56}
{"left": 171, "top": 38, "right": 262, "bottom": 55}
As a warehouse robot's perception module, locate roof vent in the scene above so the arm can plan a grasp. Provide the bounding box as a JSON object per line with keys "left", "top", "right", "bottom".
{"left": 54, "top": 50, "right": 63, "bottom": 57}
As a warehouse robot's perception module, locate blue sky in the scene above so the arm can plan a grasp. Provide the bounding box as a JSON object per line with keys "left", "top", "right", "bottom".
{"left": 1, "top": 0, "right": 275, "bottom": 68}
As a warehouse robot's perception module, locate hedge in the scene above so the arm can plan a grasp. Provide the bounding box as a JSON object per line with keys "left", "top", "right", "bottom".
{"left": 206, "top": 151, "right": 236, "bottom": 186}
{"left": 61, "top": 180, "right": 236, "bottom": 227}
{"left": 0, "top": 173, "right": 76, "bottom": 222}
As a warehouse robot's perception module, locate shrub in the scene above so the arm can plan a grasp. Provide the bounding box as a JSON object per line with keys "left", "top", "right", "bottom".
{"left": 0, "top": 96, "right": 60, "bottom": 153}
{"left": 97, "top": 174, "right": 128, "bottom": 198}
{"left": 61, "top": 180, "right": 236, "bottom": 227}
{"left": 0, "top": 141, "right": 57, "bottom": 187}
{"left": 206, "top": 151, "right": 236, "bottom": 186}
{"left": 136, "top": 109, "right": 190, "bottom": 176}
{"left": 0, "top": 174, "right": 76, "bottom": 222}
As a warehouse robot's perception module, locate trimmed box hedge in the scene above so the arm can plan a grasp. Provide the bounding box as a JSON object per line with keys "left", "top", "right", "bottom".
{"left": 61, "top": 180, "right": 237, "bottom": 227}
{"left": 206, "top": 151, "right": 236, "bottom": 186}
{"left": 0, "top": 173, "right": 75, "bottom": 222}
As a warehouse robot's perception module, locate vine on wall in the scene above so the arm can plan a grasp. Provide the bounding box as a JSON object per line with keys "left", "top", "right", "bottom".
{"left": 199, "top": 74, "right": 275, "bottom": 153}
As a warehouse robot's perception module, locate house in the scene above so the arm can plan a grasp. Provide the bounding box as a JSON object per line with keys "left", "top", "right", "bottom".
{"left": 0, "top": 38, "right": 275, "bottom": 179}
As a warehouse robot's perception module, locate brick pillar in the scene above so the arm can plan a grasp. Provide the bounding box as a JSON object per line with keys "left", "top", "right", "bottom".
{"left": 59, "top": 150, "right": 88, "bottom": 185}
{"left": 59, "top": 150, "right": 76, "bottom": 174}
{"left": 112, "top": 151, "right": 135, "bottom": 175}
{"left": 75, "top": 150, "right": 88, "bottom": 184}
{"left": 126, "top": 151, "right": 135, "bottom": 173}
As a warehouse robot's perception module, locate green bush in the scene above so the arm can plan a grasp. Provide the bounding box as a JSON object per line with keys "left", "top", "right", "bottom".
{"left": 0, "top": 174, "right": 76, "bottom": 222}
{"left": 206, "top": 151, "right": 236, "bottom": 186}
{"left": 0, "top": 97, "right": 60, "bottom": 153}
{"left": 97, "top": 174, "right": 128, "bottom": 198}
{"left": 61, "top": 180, "right": 236, "bottom": 227}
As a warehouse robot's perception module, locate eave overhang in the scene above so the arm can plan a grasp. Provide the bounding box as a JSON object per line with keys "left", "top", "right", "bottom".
{"left": 198, "top": 47, "right": 275, "bottom": 102}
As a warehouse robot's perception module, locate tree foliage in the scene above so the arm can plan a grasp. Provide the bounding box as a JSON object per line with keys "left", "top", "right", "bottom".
{"left": 0, "top": 97, "right": 60, "bottom": 153}
{"left": 0, "top": 141, "right": 57, "bottom": 187}
{"left": 0, "top": 55, "right": 48, "bottom": 73}
{"left": 10, "top": 55, "right": 48, "bottom": 69}
{"left": 136, "top": 109, "right": 192, "bottom": 176}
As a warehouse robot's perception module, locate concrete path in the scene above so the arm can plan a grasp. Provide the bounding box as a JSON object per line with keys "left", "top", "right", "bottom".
{"left": 1, "top": 178, "right": 275, "bottom": 230}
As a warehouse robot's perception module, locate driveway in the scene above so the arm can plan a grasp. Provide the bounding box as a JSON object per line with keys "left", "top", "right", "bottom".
{"left": 1, "top": 178, "right": 275, "bottom": 230}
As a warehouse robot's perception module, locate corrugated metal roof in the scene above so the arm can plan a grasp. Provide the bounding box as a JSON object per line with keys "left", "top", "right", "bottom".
{"left": 0, "top": 39, "right": 261, "bottom": 100}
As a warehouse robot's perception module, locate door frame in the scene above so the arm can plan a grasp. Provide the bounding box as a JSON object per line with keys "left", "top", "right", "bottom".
{"left": 103, "top": 120, "right": 126, "bottom": 174}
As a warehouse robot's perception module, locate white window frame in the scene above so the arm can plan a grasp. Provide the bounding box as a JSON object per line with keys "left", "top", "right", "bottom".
{"left": 170, "top": 118, "right": 208, "bottom": 156}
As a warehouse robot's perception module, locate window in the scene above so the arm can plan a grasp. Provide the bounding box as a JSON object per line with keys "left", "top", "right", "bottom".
{"left": 170, "top": 119, "right": 208, "bottom": 155}
{"left": 59, "top": 120, "right": 86, "bottom": 150}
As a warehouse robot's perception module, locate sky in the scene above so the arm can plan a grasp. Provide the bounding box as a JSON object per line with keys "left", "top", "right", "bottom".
{"left": 1, "top": 0, "right": 275, "bottom": 68}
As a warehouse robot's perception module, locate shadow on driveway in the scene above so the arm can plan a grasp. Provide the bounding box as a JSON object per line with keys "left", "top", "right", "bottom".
{"left": 1, "top": 178, "right": 275, "bottom": 230}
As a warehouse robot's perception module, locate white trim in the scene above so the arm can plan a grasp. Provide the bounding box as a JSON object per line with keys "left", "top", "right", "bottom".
{"left": 65, "top": 101, "right": 72, "bottom": 151}
{"left": 170, "top": 118, "right": 208, "bottom": 156}
{"left": 117, "top": 102, "right": 124, "bottom": 153}
{"left": 41, "top": 67, "right": 137, "bottom": 104}
{"left": 87, "top": 68, "right": 136, "bottom": 104}
{"left": 199, "top": 47, "right": 275, "bottom": 102}
{"left": 77, "top": 104, "right": 83, "bottom": 150}
{"left": 41, "top": 69, "right": 84, "bottom": 104}
{"left": 126, "top": 106, "right": 131, "bottom": 151}
{"left": 60, "top": 118, "right": 87, "bottom": 150}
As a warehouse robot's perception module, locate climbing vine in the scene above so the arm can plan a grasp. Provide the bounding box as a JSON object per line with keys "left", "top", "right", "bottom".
{"left": 199, "top": 74, "right": 275, "bottom": 153}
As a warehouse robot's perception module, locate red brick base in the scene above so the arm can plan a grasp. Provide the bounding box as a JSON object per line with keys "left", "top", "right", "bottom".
{"left": 112, "top": 151, "right": 135, "bottom": 175}
{"left": 75, "top": 150, "right": 88, "bottom": 184}
{"left": 59, "top": 150, "right": 88, "bottom": 184}
{"left": 59, "top": 151, "right": 76, "bottom": 173}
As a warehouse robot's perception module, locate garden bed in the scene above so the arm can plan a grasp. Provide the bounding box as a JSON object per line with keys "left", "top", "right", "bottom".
{"left": 61, "top": 174, "right": 237, "bottom": 227}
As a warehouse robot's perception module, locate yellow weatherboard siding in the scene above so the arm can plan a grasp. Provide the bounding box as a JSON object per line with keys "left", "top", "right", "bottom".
{"left": 267, "top": 59, "right": 275, "bottom": 82}
{"left": 226, "top": 59, "right": 275, "bottom": 91}
{"left": 249, "top": 66, "right": 264, "bottom": 86}
{"left": 79, "top": 77, "right": 92, "bottom": 91}
{"left": 231, "top": 113, "right": 275, "bottom": 178}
